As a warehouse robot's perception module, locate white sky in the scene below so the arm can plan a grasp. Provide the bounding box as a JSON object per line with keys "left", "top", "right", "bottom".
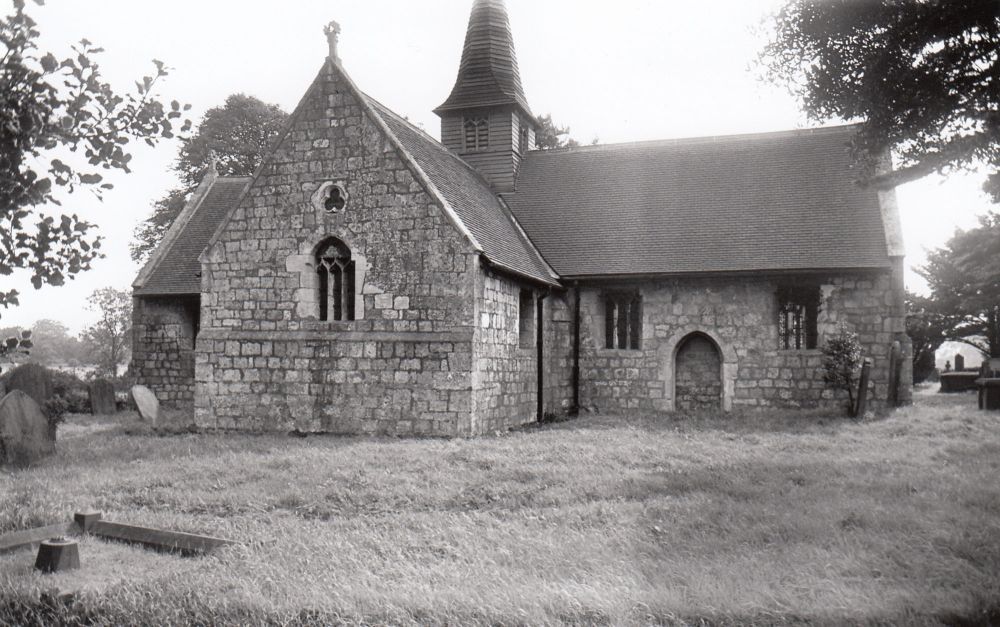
{"left": 2, "top": 0, "right": 993, "bottom": 334}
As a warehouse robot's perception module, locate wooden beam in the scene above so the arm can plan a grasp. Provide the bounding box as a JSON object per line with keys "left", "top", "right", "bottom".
{"left": 89, "top": 520, "right": 233, "bottom": 555}
{"left": 0, "top": 522, "right": 78, "bottom": 554}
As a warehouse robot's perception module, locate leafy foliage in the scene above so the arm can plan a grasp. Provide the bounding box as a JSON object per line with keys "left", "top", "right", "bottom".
{"left": 906, "top": 291, "right": 949, "bottom": 383}
{"left": 822, "top": 324, "right": 863, "bottom": 414}
{"left": 917, "top": 212, "right": 1000, "bottom": 358}
{"left": 760, "top": 0, "right": 1000, "bottom": 198}
{"left": 0, "top": 0, "right": 190, "bottom": 317}
{"left": 80, "top": 287, "right": 132, "bottom": 377}
{"left": 0, "top": 329, "right": 32, "bottom": 373}
{"left": 131, "top": 94, "right": 288, "bottom": 261}
{"left": 533, "top": 113, "right": 579, "bottom": 150}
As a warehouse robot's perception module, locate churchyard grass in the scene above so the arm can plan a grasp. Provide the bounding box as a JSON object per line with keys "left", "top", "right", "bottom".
{"left": 1, "top": 392, "right": 998, "bottom": 625}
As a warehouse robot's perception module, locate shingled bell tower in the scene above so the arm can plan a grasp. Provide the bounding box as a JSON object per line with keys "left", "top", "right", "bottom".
{"left": 435, "top": 0, "right": 536, "bottom": 193}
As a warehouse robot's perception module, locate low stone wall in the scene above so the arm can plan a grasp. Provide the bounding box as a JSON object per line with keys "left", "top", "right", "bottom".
{"left": 578, "top": 272, "right": 905, "bottom": 413}
{"left": 131, "top": 297, "right": 198, "bottom": 408}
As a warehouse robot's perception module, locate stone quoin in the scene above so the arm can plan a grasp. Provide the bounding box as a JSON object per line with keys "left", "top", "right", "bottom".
{"left": 132, "top": 0, "right": 911, "bottom": 435}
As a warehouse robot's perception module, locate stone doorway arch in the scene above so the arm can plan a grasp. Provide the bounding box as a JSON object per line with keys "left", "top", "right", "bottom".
{"left": 675, "top": 333, "right": 722, "bottom": 411}
{"left": 656, "top": 327, "right": 736, "bottom": 412}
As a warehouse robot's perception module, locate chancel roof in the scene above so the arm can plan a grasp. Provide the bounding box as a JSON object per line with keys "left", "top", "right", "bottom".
{"left": 503, "top": 125, "right": 893, "bottom": 278}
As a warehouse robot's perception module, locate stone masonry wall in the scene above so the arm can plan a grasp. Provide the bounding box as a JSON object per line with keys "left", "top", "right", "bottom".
{"left": 543, "top": 291, "right": 574, "bottom": 415}
{"left": 579, "top": 272, "right": 904, "bottom": 413}
{"left": 132, "top": 296, "right": 198, "bottom": 408}
{"left": 195, "top": 61, "right": 478, "bottom": 436}
{"left": 471, "top": 268, "right": 536, "bottom": 433}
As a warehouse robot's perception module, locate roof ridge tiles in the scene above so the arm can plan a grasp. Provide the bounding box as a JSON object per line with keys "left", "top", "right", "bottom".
{"left": 525, "top": 123, "right": 862, "bottom": 157}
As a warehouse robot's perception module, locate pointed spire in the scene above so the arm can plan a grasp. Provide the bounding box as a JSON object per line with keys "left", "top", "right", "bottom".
{"left": 434, "top": 0, "right": 531, "bottom": 117}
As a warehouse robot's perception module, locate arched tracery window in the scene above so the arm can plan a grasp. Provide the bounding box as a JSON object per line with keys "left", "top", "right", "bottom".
{"left": 316, "top": 238, "right": 355, "bottom": 321}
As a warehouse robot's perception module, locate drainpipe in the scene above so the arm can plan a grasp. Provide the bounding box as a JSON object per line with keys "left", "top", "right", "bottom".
{"left": 572, "top": 283, "right": 581, "bottom": 415}
{"left": 537, "top": 290, "right": 548, "bottom": 422}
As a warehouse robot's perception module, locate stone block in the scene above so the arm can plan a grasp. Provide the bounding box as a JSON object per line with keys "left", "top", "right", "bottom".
{"left": 130, "top": 385, "right": 160, "bottom": 425}
{"left": 88, "top": 379, "right": 116, "bottom": 415}
{"left": 0, "top": 390, "right": 55, "bottom": 467}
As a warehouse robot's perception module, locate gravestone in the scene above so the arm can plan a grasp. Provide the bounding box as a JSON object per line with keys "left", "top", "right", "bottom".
{"left": 955, "top": 354, "right": 965, "bottom": 372}
{"left": 6, "top": 363, "right": 53, "bottom": 406}
{"left": 0, "top": 390, "right": 55, "bottom": 467}
{"left": 130, "top": 385, "right": 159, "bottom": 425}
{"left": 88, "top": 379, "right": 116, "bottom": 415}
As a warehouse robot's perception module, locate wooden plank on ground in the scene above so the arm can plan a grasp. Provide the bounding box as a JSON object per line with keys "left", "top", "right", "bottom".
{"left": 0, "top": 522, "right": 78, "bottom": 554}
{"left": 89, "top": 520, "right": 233, "bottom": 555}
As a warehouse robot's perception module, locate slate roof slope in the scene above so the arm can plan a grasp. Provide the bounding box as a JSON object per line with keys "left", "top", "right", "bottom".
{"left": 134, "top": 177, "right": 251, "bottom": 295}
{"left": 503, "top": 125, "right": 892, "bottom": 278}
{"left": 367, "top": 96, "right": 556, "bottom": 285}
{"left": 434, "top": 0, "right": 531, "bottom": 117}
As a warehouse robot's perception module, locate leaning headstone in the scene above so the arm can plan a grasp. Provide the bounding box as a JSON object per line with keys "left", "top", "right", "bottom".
{"left": 6, "top": 363, "right": 53, "bottom": 406}
{"left": 130, "top": 385, "right": 159, "bottom": 425}
{"left": 955, "top": 354, "right": 965, "bottom": 372}
{"left": 88, "top": 379, "right": 116, "bottom": 415}
{"left": 0, "top": 390, "right": 56, "bottom": 467}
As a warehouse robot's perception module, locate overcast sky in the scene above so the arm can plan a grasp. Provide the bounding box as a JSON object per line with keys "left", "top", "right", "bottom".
{"left": 2, "top": 0, "right": 994, "bottom": 334}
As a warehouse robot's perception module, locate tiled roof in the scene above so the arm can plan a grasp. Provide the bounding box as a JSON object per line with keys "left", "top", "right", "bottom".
{"left": 368, "top": 97, "right": 557, "bottom": 285}
{"left": 434, "top": 0, "right": 531, "bottom": 116}
{"left": 134, "top": 177, "right": 251, "bottom": 295}
{"left": 503, "top": 125, "right": 892, "bottom": 278}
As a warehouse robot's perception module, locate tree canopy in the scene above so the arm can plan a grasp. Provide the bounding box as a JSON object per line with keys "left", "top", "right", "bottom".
{"left": 906, "top": 291, "right": 950, "bottom": 383}
{"left": 760, "top": 0, "right": 1000, "bottom": 199}
{"left": 0, "top": 0, "right": 189, "bottom": 316}
{"left": 81, "top": 287, "right": 132, "bottom": 377}
{"left": 131, "top": 94, "right": 288, "bottom": 261}
{"left": 533, "top": 114, "right": 579, "bottom": 150}
{"left": 917, "top": 212, "right": 1000, "bottom": 358}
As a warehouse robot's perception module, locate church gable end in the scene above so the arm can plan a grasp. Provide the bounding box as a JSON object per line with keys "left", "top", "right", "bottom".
{"left": 195, "top": 55, "right": 480, "bottom": 435}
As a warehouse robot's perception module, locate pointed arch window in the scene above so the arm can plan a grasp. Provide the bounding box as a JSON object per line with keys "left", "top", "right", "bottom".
{"left": 464, "top": 116, "right": 489, "bottom": 151}
{"left": 316, "top": 238, "right": 355, "bottom": 321}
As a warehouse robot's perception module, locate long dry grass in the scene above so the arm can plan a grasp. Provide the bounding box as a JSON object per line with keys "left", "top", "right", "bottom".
{"left": 1, "top": 391, "right": 998, "bottom": 625}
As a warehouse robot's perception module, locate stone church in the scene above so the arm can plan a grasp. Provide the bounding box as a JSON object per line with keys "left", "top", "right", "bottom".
{"left": 132, "top": 0, "right": 910, "bottom": 435}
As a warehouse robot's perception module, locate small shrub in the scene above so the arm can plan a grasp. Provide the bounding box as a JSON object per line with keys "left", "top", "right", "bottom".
{"left": 822, "top": 324, "right": 862, "bottom": 415}
{"left": 48, "top": 369, "right": 90, "bottom": 414}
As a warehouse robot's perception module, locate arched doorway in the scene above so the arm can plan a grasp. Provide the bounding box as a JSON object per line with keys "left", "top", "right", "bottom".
{"left": 674, "top": 333, "right": 723, "bottom": 411}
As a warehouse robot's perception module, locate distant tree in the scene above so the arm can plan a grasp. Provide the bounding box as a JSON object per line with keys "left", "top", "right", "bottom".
{"left": 0, "top": 0, "right": 190, "bottom": 317}
{"left": 131, "top": 94, "right": 288, "bottom": 261}
{"left": 822, "top": 324, "right": 863, "bottom": 415}
{"left": 27, "top": 319, "right": 84, "bottom": 366}
{"left": 760, "top": 0, "right": 1000, "bottom": 199}
{"left": 917, "top": 212, "right": 1000, "bottom": 358}
{"left": 906, "top": 292, "right": 949, "bottom": 383}
{"left": 534, "top": 114, "right": 579, "bottom": 150}
{"left": 80, "top": 288, "right": 132, "bottom": 377}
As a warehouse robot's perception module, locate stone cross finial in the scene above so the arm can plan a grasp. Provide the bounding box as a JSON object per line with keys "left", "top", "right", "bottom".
{"left": 207, "top": 150, "right": 219, "bottom": 174}
{"left": 324, "top": 20, "right": 341, "bottom": 62}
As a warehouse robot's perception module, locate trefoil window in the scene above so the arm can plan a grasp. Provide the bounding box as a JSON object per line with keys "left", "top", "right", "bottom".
{"left": 316, "top": 238, "right": 355, "bottom": 321}
{"left": 604, "top": 292, "right": 641, "bottom": 350}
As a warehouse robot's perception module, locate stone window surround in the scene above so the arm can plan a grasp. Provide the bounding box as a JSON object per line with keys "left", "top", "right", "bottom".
{"left": 656, "top": 327, "right": 737, "bottom": 412}
{"left": 311, "top": 181, "right": 350, "bottom": 214}
{"left": 287, "top": 233, "right": 368, "bottom": 322}
{"left": 603, "top": 291, "right": 642, "bottom": 350}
